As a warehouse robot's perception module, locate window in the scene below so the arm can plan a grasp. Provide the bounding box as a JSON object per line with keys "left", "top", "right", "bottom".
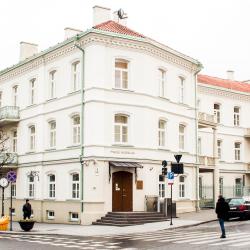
{"left": 179, "top": 77, "right": 185, "bottom": 103}
{"left": 198, "top": 137, "right": 201, "bottom": 155}
{"left": 219, "top": 177, "right": 223, "bottom": 195}
{"left": 217, "top": 140, "right": 222, "bottom": 159}
{"left": 13, "top": 85, "right": 18, "bottom": 106}
{"left": 48, "top": 174, "right": 55, "bottom": 198}
{"left": 70, "top": 212, "right": 79, "bottom": 222}
{"left": 11, "top": 183, "right": 16, "bottom": 197}
{"left": 234, "top": 142, "right": 241, "bottom": 161}
{"left": 179, "top": 176, "right": 185, "bottom": 198}
{"left": 49, "top": 70, "right": 56, "bottom": 99}
{"left": 12, "top": 130, "right": 17, "bottom": 153}
{"left": 0, "top": 91, "right": 2, "bottom": 108}
{"left": 28, "top": 176, "right": 35, "bottom": 198}
{"left": 115, "top": 59, "right": 128, "bottom": 89}
{"left": 72, "top": 116, "right": 80, "bottom": 145}
{"left": 30, "top": 78, "right": 36, "bottom": 105}
{"left": 179, "top": 124, "right": 185, "bottom": 150}
{"left": 49, "top": 121, "right": 56, "bottom": 148}
{"left": 114, "top": 114, "right": 128, "bottom": 144}
{"left": 47, "top": 210, "right": 55, "bottom": 220}
{"left": 234, "top": 106, "right": 240, "bottom": 126}
{"left": 214, "top": 103, "right": 220, "bottom": 123}
{"left": 72, "top": 61, "right": 80, "bottom": 91}
{"left": 72, "top": 173, "right": 80, "bottom": 199}
{"left": 158, "top": 120, "right": 166, "bottom": 147}
{"left": 29, "top": 126, "right": 35, "bottom": 151}
{"left": 158, "top": 69, "right": 166, "bottom": 97}
{"left": 159, "top": 175, "right": 165, "bottom": 198}
{"left": 235, "top": 178, "right": 243, "bottom": 197}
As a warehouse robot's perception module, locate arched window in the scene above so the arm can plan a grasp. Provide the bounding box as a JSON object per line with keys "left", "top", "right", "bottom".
{"left": 179, "top": 77, "right": 185, "bottom": 103}
{"left": 234, "top": 106, "right": 240, "bottom": 126}
{"left": 48, "top": 174, "right": 56, "bottom": 198}
{"left": 158, "top": 69, "right": 166, "bottom": 97}
{"left": 158, "top": 120, "right": 166, "bottom": 147}
{"left": 179, "top": 175, "right": 186, "bottom": 198}
{"left": 29, "top": 125, "right": 36, "bottom": 151}
{"left": 30, "top": 78, "right": 36, "bottom": 105}
{"left": 114, "top": 114, "right": 128, "bottom": 144}
{"left": 49, "top": 120, "right": 56, "bottom": 148}
{"left": 214, "top": 103, "right": 221, "bottom": 123}
{"left": 179, "top": 124, "right": 185, "bottom": 150}
{"left": 28, "top": 175, "right": 35, "bottom": 198}
{"left": 72, "top": 61, "right": 80, "bottom": 91}
{"left": 71, "top": 173, "right": 80, "bottom": 199}
{"left": 115, "top": 59, "right": 129, "bottom": 89}
{"left": 72, "top": 116, "right": 80, "bottom": 145}
{"left": 49, "top": 70, "right": 56, "bottom": 99}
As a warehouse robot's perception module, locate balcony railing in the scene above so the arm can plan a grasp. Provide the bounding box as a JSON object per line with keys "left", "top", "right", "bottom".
{"left": 0, "top": 152, "right": 18, "bottom": 166}
{"left": 198, "top": 156, "right": 216, "bottom": 166}
{"left": 244, "top": 128, "right": 250, "bottom": 138}
{"left": 0, "top": 106, "right": 20, "bottom": 125}
{"left": 198, "top": 112, "right": 216, "bottom": 128}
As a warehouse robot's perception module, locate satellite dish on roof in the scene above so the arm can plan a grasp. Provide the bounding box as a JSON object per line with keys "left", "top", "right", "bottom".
{"left": 118, "top": 8, "right": 127, "bottom": 19}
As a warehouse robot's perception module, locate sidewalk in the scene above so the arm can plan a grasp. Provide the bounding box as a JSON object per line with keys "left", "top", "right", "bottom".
{"left": 4, "top": 209, "right": 217, "bottom": 237}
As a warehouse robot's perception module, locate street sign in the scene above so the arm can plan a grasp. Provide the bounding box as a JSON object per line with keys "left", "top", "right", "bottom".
{"left": 174, "top": 154, "right": 182, "bottom": 163}
{"left": 168, "top": 179, "right": 174, "bottom": 185}
{"left": 167, "top": 172, "right": 174, "bottom": 180}
{"left": 6, "top": 171, "right": 16, "bottom": 183}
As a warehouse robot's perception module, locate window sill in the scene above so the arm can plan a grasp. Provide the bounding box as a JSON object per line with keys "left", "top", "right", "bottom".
{"left": 46, "top": 97, "right": 57, "bottom": 103}
{"left": 112, "top": 144, "right": 134, "bottom": 147}
{"left": 67, "top": 144, "right": 80, "bottom": 149}
{"left": 44, "top": 198, "right": 56, "bottom": 201}
{"left": 177, "top": 198, "right": 190, "bottom": 201}
{"left": 66, "top": 199, "right": 81, "bottom": 202}
{"left": 26, "top": 104, "right": 38, "bottom": 108}
{"left": 112, "top": 88, "right": 134, "bottom": 92}
{"left": 179, "top": 150, "right": 188, "bottom": 153}
{"left": 68, "top": 90, "right": 81, "bottom": 95}
{"left": 159, "top": 96, "right": 170, "bottom": 101}
{"left": 47, "top": 218, "right": 55, "bottom": 220}
{"left": 25, "top": 151, "right": 36, "bottom": 155}
{"left": 158, "top": 147, "right": 170, "bottom": 151}
{"left": 45, "top": 148, "right": 56, "bottom": 151}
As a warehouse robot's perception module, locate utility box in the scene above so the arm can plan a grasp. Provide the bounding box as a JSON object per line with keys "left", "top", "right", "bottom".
{"left": 161, "top": 198, "right": 176, "bottom": 218}
{"left": 145, "top": 195, "right": 159, "bottom": 212}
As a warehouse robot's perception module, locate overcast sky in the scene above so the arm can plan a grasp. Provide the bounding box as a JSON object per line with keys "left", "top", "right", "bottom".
{"left": 1, "top": 0, "right": 250, "bottom": 80}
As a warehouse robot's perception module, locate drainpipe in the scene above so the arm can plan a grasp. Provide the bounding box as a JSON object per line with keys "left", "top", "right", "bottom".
{"left": 194, "top": 63, "right": 202, "bottom": 212}
{"left": 74, "top": 36, "right": 85, "bottom": 213}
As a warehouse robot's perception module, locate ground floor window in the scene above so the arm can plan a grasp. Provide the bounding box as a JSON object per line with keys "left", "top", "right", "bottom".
{"left": 70, "top": 212, "right": 79, "bottom": 222}
{"left": 159, "top": 175, "right": 166, "bottom": 198}
{"left": 47, "top": 210, "right": 55, "bottom": 220}
{"left": 179, "top": 176, "right": 185, "bottom": 198}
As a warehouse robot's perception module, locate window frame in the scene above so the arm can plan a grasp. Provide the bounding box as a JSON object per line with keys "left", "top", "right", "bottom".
{"left": 71, "top": 61, "right": 80, "bottom": 92}
{"left": 71, "top": 173, "right": 80, "bottom": 199}
{"left": 48, "top": 120, "right": 56, "bottom": 148}
{"left": 217, "top": 140, "right": 222, "bottom": 159}
{"left": 179, "top": 175, "right": 186, "bottom": 198}
{"left": 28, "top": 175, "right": 35, "bottom": 198}
{"left": 11, "top": 182, "right": 16, "bottom": 198}
{"left": 12, "top": 130, "right": 17, "bottom": 153}
{"left": 47, "top": 210, "right": 55, "bottom": 220}
{"left": 158, "top": 69, "right": 166, "bottom": 98}
{"left": 72, "top": 115, "right": 80, "bottom": 145}
{"left": 49, "top": 70, "right": 56, "bottom": 99}
{"left": 29, "top": 125, "right": 36, "bottom": 151}
{"left": 70, "top": 212, "right": 79, "bottom": 222}
{"left": 179, "top": 124, "right": 185, "bottom": 151}
{"left": 159, "top": 175, "right": 166, "bottom": 198}
{"left": 114, "top": 59, "right": 129, "bottom": 90}
{"left": 234, "top": 106, "right": 240, "bottom": 126}
{"left": 214, "top": 103, "right": 221, "bottom": 123}
{"left": 48, "top": 174, "right": 56, "bottom": 199}
{"left": 234, "top": 142, "right": 241, "bottom": 161}
{"left": 30, "top": 78, "right": 36, "bottom": 105}
{"left": 114, "top": 114, "right": 129, "bottom": 144}
{"left": 179, "top": 76, "right": 185, "bottom": 104}
{"left": 12, "top": 85, "right": 18, "bottom": 107}
{"left": 158, "top": 119, "right": 167, "bottom": 147}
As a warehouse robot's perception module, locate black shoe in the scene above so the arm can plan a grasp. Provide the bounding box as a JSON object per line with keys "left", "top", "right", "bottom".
{"left": 220, "top": 235, "right": 226, "bottom": 238}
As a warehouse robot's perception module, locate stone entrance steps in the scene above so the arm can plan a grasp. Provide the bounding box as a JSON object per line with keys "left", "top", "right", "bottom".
{"left": 92, "top": 212, "right": 168, "bottom": 226}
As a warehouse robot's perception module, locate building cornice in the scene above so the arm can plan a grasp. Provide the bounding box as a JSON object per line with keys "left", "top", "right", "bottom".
{"left": 0, "top": 30, "right": 201, "bottom": 83}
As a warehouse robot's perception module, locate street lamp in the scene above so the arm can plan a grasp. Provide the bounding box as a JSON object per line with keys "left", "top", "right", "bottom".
{"left": 26, "top": 171, "right": 40, "bottom": 181}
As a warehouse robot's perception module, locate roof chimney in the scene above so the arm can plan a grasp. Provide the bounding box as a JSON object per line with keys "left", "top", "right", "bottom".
{"left": 20, "top": 42, "right": 38, "bottom": 61}
{"left": 113, "top": 11, "right": 127, "bottom": 26}
{"left": 93, "top": 6, "right": 111, "bottom": 26}
{"left": 227, "top": 70, "right": 234, "bottom": 81}
{"left": 64, "top": 27, "right": 83, "bottom": 40}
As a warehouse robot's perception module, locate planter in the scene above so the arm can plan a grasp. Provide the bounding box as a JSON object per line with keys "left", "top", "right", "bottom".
{"left": 18, "top": 220, "right": 35, "bottom": 231}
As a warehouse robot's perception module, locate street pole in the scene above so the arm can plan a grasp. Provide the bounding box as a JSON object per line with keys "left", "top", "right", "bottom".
{"left": 10, "top": 182, "right": 13, "bottom": 231}
{"left": 1, "top": 187, "right": 4, "bottom": 217}
{"left": 170, "top": 184, "right": 173, "bottom": 226}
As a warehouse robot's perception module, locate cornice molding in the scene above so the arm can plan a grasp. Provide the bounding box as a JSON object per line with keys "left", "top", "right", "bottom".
{"left": 0, "top": 32, "right": 199, "bottom": 83}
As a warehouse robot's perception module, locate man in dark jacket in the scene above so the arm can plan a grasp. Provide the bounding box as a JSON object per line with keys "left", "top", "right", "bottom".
{"left": 23, "top": 199, "right": 32, "bottom": 220}
{"left": 215, "top": 195, "right": 230, "bottom": 238}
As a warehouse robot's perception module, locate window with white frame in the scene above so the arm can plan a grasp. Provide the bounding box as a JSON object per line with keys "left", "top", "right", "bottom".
{"left": 234, "top": 106, "right": 240, "bottom": 126}
{"left": 179, "top": 176, "right": 185, "bottom": 198}
{"left": 47, "top": 210, "right": 55, "bottom": 220}
{"left": 158, "top": 120, "right": 166, "bottom": 147}
{"left": 114, "top": 114, "right": 128, "bottom": 144}
{"left": 115, "top": 59, "right": 128, "bottom": 89}
{"left": 49, "top": 121, "right": 56, "bottom": 148}
{"left": 217, "top": 140, "right": 222, "bottom": 159}
{"left": 70, "top": 212, "right": 79, "bottom": 222}
{"left": 214, "top": 103, "right": 221, "bottom": 123}
{"left": 28, "top": 176, "right": 35, "bottom": 198}
{"left": 12, "top": 130, "right": 17, "bottom": 153}
{"left": 11, "top": 183, "right": 16, "bottom": 197}
{"left": 71, "top": 173, "right": 80, "bottom": 199}
{"left": 198, "top": 137, "right": 202, "bottom": 155}
{"left": 179, "top": 77, "right": 185, "bottom": 103}
{"left": 72, "top": 61, "right": 80, "bottom": 91}
{"left": 13, "top": 85, "right": 18, "bottom": 106}
{"left": 158, "top": 69, "right": 166, "bottom": 97}
{"left": 48, "top": 174, "right": 55, "bottom": 198}
{"left": 29, "top": 126, "right": 36, "bottom": 151}
{"left": 0, "top": 91, "right": 2, "bottom": 108}
{"left": 219, "top": 177, "right": 223, "bottom": 195}
{"left": 179, "top": 124, "right": 185, "bottom": 150}
{"left": 30, "top": 78, "right": 36, "bottom": 105}
{"left": 72, "top": 116, "right": 80, "bottom": 145}
{"left": 49, "top": 70, "right": 56, "bottom": 99}
{"left": 159, "top": 175, "right": 166, "bottom": 198}
{"left": 234, "top": 142, "right": 241, "bottom": 161}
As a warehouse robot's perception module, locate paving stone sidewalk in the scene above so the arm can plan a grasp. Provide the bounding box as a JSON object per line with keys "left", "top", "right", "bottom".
{"left": 4, "top": 209, "right": 217, "bottom": 236}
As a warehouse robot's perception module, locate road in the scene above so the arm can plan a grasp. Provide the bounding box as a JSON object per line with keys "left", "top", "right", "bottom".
{"left": 1, "top": 219, "right": 250, "bottom": 249}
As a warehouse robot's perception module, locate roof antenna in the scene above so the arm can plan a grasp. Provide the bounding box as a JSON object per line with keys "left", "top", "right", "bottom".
{"left": 117, "top": 8, "right": 128, "bottom": 22}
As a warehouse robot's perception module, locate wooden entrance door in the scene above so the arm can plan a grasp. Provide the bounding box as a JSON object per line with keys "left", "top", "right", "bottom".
{"left": 112, "top": 171, "right": 133, "bottom": 212}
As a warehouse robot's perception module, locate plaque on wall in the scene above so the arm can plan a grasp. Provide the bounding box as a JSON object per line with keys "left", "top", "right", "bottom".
{"left": 136, "top": 180, "right": 143, "bottom": 190}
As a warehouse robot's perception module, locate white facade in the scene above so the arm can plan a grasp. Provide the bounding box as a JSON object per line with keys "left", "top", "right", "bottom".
{"left": 0, "top": 6, "right": 202, "bottom": 224}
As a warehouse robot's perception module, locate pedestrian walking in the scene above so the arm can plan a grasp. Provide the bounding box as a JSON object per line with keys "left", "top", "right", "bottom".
{"left": 215, "top": 195, "right": 230, "bottom": 238}
{"left": 22, "top": 199, "right": 32, "bottom": 220}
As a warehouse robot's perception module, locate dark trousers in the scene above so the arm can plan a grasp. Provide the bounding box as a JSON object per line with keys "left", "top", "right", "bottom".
{"left": 219, "top": 218, "right": 225, "bottom": 236}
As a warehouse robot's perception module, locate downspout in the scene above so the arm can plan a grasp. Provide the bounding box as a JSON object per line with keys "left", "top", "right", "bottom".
{"left": 194, "top": 63, "right": 202, "bottom": 212}
{"left": 74, "top": 36, "right": 85, "bottom": 213}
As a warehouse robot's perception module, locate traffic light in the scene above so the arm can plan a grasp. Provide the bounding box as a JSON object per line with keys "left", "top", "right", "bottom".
{"left": 162, "top": 160, "right": 167, "bottom": 175}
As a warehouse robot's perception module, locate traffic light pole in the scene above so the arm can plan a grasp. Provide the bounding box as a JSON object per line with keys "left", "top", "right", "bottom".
{"left": 1, "top": 187, "right": 4, "bottom": 217}
{"left": 170, "top": 183, "right": 173, "bottom": 225}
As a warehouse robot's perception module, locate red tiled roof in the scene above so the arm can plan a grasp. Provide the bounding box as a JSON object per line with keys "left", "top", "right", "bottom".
{"left": 198, "top": 74, "right": 250, "bottom": 94}
{"left": 93, "top": 20, "right": 145, "bottom": 38}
